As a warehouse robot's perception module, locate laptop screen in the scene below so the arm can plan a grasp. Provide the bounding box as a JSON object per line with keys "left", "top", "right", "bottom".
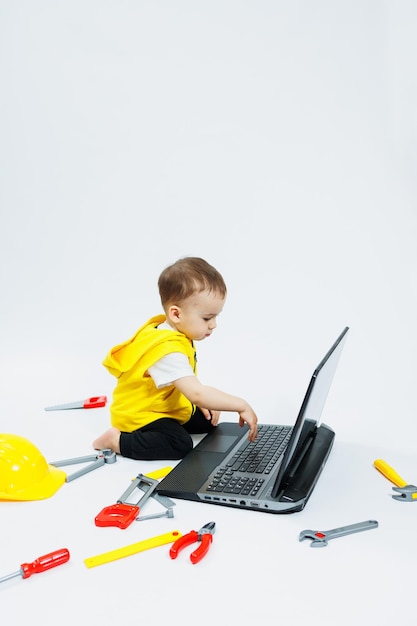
{"left": 271, "top": 326, "right": 349, "bottom": 498}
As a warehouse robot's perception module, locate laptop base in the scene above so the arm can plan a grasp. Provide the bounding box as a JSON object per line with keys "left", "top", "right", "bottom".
{"left": 157, "top": 422, "right": 335, "bottom": 514}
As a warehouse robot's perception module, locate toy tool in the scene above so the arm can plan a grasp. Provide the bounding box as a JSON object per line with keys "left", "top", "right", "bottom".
{"left": 144, "top": 466, "right": 173, "bottom": 480}
{"left": 299, "top": 520, "right": 378, "bottom": 547}
{"left": 44, "top": 396, "right": 107, "bottom": 411}
{"left": 374, "top": 458, "right": 417, "bottom": 501}
{"left": 84, "top": 530, "right": 181, "bottom": 568}
{"left": 0, "top": 548, "right": 70, "bottom": 584}
{"left": 169, "top": 521, "right": 215, "bottom": 564}
{"left": 95, "top": 471, "right": 175, "bottom": 529}
{"left": 50, "top": 448, "right": 116, "bottom": 482}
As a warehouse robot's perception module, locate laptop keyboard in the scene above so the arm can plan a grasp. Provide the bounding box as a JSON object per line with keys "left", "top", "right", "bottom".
{"left": 205, "top": 424, "right": 292, "bottom": 496}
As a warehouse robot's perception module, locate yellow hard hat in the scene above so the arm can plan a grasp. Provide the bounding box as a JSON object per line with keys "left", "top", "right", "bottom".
{"left": 0, "top": 434, "right": 66, "bottom": 501}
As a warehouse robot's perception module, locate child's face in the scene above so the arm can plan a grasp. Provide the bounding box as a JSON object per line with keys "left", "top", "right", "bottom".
{"left": 167, "top": 289, "right": 225, "bottom": 341}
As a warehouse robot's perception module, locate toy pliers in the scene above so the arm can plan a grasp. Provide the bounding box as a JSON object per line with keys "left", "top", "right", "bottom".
{"left": 169, "top": 521, "right": 215, "bottom": 564}
{"left": 374, "top": 459, "right": 417, "bottom": 501}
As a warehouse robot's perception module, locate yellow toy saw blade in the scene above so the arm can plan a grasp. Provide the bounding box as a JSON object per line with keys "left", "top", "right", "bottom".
{"left": 144, "top": 466, "right": 172, "bottom": 480}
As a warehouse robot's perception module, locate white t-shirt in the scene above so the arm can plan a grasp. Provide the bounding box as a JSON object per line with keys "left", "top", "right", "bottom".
{"left": 147, "top": 323, "right": 194, "bottom": 388}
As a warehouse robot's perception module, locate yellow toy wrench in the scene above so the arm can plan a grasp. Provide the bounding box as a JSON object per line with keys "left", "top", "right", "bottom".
{"left": 374, "top": 459, "right": 417, "bottom": 501}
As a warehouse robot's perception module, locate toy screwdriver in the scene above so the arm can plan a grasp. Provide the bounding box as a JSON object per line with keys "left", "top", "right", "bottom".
{"left": 0, "top": 548, "right": 70, "bottom": 584}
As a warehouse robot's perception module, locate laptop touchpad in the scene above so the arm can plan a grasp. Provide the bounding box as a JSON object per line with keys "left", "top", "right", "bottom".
{"left": 198, "top": 435, "right": 238, "bottom": 453}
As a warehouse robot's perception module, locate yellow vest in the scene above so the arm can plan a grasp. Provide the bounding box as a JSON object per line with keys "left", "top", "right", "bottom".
{"left": 103, "top": 315, "right": 197, "bottom": 432}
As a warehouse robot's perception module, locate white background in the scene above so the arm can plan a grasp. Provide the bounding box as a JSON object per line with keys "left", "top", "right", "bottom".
{"left": 1, "top": 2, "right": 416, "bottom": 625}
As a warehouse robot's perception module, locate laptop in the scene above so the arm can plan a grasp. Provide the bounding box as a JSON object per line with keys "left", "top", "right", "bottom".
{"left": 157, "top": 327, "right": 349, "bottom": 514}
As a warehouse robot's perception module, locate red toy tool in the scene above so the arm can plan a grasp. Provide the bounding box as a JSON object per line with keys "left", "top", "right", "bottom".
{"left": 0, "top": 548, "right": 70, "bottom": 584}
{"left": 95, "top": 473, "right": 159, "bottom": 529}
{"left": 44, "top": 396, "right": 107, "bottom": 411}
{"left": 169, "top": 521, "right": 215, "bottom": 564}
{"left": 95, "top": 468, "right": 174, "bottom": 529}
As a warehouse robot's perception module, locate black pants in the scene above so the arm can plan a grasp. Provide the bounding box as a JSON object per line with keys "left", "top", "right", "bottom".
{"left": 119, "top": 408, "right": 216, "bottom": 461}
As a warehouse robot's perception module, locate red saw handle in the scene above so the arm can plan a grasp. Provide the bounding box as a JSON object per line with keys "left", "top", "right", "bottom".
{"left": 83, "top": 396, "right": 107, "bottom": 408}
{"left": 95, "top": 503, "right": 139, "bottom": 529}
{"left": 21, "top": 548, "right": 70, "bottom": 579}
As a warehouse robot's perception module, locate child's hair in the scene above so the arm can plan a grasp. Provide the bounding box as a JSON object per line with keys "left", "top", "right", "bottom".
{"left": 158, "top": 257, "right": 227, "bottom": 309}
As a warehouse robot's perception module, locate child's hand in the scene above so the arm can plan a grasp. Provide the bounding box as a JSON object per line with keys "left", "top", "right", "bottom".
{"left": 200, "top": 408, "right": 220, "bottom": 425}
{"left": 238, "top": 407, "right": 258, "bottom": 441}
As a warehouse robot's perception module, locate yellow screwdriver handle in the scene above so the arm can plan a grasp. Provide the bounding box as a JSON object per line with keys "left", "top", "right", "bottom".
{"left": 84, "top": 530, "right": 182, "bottom": 569}
{"left": 373, "top": 459, "right": 408, "bottom": 488}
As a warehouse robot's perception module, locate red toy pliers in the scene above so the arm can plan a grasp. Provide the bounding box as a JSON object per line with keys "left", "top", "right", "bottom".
{"left": 169, "top": 521, "right": 215, "bottom": 564}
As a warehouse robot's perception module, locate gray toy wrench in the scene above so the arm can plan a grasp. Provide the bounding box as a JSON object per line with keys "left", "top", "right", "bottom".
{"left": 299, "top": 519, "right": 378, "bottom": 547}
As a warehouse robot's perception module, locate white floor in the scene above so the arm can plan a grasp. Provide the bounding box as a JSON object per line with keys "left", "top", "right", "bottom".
{"left": 1, "top": 2, "right": 417, "bottom": 624}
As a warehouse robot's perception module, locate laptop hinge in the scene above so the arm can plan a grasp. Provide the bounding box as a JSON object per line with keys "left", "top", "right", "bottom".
{"left": 276, "top": 423, "right": 335, "bottom": 506}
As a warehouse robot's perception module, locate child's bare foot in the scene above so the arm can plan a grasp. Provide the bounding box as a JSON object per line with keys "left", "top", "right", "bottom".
{"left": 93, "top": 427, "right": 121, "bottom": 454}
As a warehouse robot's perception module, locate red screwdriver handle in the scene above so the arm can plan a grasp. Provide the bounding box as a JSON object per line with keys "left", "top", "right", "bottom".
{"left": 21, "top": 548, "right": 70, "bottom": 579}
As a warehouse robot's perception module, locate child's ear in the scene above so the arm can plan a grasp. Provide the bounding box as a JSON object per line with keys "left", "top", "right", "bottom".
{"left": 167, "top": 305, "right": 181, "bottom": 322}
